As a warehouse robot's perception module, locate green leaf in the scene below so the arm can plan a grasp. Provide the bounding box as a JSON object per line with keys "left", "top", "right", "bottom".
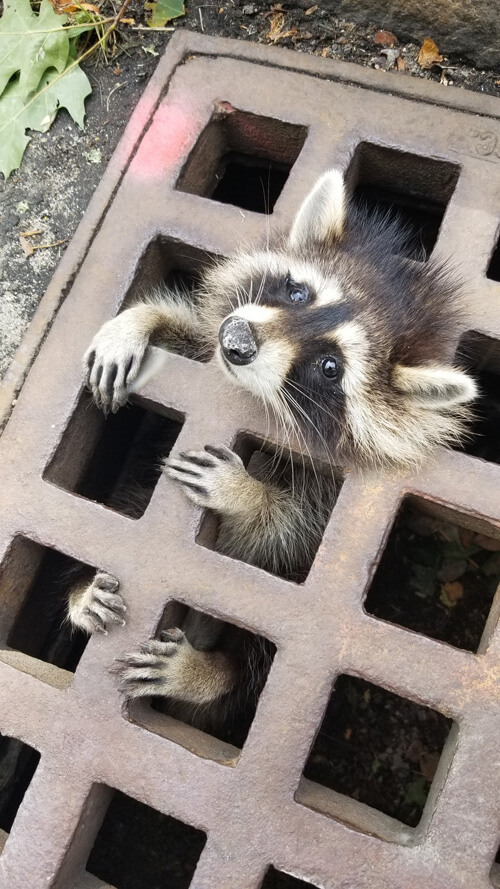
{"left": 0, "top": 76, "right": 31, "bottom": 178}
{"left": 0, "top": 0, "right": 70, "bottom": 99}
{"left": 144, "top": 0, "right": 185, "bottom": 28}
{"left": 0, "top": 60, "right": 91, "bottom": 178}
{"left": 26, "top": 61, "right": 92, "bottom": 130}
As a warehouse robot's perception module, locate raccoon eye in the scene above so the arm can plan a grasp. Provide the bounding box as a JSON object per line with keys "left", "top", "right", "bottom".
{"left": 321, "top": 357, "right": 339, "bottom": 379}
{"left": 286, "top": 276, "right": 309, "bottom": 303}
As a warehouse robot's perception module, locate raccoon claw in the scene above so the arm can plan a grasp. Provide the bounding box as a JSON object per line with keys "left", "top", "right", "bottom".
{"left": 68, "top": 571, "right": 126, "bottom": 636}
{"left": 165, "top": 445, "right": 247, "bottom": 511}
{"left": 83, "top": 319, "right": 148, "bottom": 413}
{"left": 112, "top": 629, "right": 190, "bottom": 699}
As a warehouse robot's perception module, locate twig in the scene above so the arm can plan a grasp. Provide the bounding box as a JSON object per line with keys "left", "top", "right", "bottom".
{"left": 32, "top": 239, "right": 68, "bottom": 250}
{"left": 106, "top": 81, "right": 123, "bottom": 111}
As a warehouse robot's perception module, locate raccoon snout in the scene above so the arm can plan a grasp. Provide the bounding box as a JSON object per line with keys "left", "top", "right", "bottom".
{"left": 219, "top": 317, "right": 257, "bottom": 366}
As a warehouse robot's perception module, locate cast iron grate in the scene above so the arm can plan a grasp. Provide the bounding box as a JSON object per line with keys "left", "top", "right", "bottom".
{"left": 0, "top": 31, "right": 499, "bottom": 889}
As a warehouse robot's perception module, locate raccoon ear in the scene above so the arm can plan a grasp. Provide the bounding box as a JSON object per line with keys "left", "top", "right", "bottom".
{"left": 289, "top": 169, "right": 346, "bottom": 248}
{"left": 393, "top": 364, "right": 478, "bottom": 408}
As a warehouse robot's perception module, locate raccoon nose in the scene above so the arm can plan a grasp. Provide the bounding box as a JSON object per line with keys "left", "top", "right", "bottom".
{"left": 219, "top": 317, "right": 257, "bottom": 365}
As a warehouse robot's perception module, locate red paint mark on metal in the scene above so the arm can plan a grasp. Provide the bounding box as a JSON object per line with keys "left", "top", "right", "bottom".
{"left": 129, "top": 101, "right": 201, "bottom": 181}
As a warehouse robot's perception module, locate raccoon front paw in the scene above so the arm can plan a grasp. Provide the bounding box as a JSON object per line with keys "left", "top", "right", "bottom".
{"left": 113, "top": 629, "right": 192, "bottom": 700}
{"left": 68, "top": 572, "right": 126, "bottom": 635}
{"left": 83, "top": 317, "right": 148, "bottom": 414}
{"left": 165, "top": 445, "right": 249, "bottom": 513}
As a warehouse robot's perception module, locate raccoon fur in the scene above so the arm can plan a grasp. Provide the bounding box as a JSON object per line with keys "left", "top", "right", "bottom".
{"left": 67, "top": 170, "right": 477, "bottom": 739}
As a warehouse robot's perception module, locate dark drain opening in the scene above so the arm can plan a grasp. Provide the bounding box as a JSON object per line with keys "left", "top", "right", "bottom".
{"left": 301, "top": 675, "right": 453, "bottom": 828}
{"left": 212, "top": 153, "right": 290, "bottom": 213}
{"left": 262, "top": 867, "right": 319, "bottom": 888}
{"left": 44, "top": 395, "right": 183, "bottom": 518}
{"left": 364, "top": 498, "right": 500, "bottom": 653}
{"left": 456, "top": 332, "right": 500, "bottom": 465}
{"left": 128, "top": 600, "right": 276, "bottom": 753}
{"left": 1, "top": 537, "right": 93, "bottom": 673}
{"left": 86, "top": 789, "right": 206, "bottom": 889}
{"left": 491, "top": 848, "right": 500, "bottom": 888}
{"left": 0, "top": 734, "right": 40, "bottom": 836}
{"left": 122, "top": 236, "right": 217, "bottom": 322}
{"left": 486, "top": 235, "right": 500, "bottom": 281}
{"left": 348, "top": 142, "right": 460, "bottom": 260}
{"left": 196, "top": 436, "right": 343, "bottom": 583}
{"left": 176, "top": 106, "right": 307, "bottom": 214}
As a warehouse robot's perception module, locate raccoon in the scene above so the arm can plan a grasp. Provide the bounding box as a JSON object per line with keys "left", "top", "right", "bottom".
{"left": 68, "top": 170, "right": 477, "bottom": 738}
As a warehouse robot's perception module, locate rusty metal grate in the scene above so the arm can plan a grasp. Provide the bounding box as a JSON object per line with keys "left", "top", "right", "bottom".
{"left": 0, "top": 30, "right": 500, "bottom": 889}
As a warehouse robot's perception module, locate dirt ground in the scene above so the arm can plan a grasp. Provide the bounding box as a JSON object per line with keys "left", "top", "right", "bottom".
{"left": 1, "top": 1, "right": 500, "bottom": 886}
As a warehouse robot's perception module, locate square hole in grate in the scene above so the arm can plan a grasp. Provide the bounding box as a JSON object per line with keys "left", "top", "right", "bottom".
{"left": 364, "top": 497, "right": 500, "bottom": 653}
{"left": 300, "top": 674, "right": 453, "bottom": 829}
{"left": 44, "top": 395, "right": 183, "bottom": 518}
{"left": 261, "top": 867, "right": 319, "bottom": 888}
{"left": 347, "top": 142, "right": 460, "bottom": 261}
{"left": 126, "top": 600, "right": 276, "bottom": 754}
{"left": 0, "top": 536, "right": 101, "bottom": 676}
{"left": 176, "top": 106, "right": 307, "bottom": 213}
{"left": 486, "top": 232, "right": 500, "bottom": 281}
{"left": 195, "top": 436, "right": 343, "bottom": 583}
{"left": 491, "top": 847, "right": 500, "bottom": 888}
{"left": 86, "top": 789, "right": 206, "bottom": 889}
{"left": 0, "top": 734, "right": 40, "bottom": 839}
{"left": 455, "top": 332, "right": 500, "bottom": 465}
{"left": 121, "top": 236, "right": 219, "bottom": 329}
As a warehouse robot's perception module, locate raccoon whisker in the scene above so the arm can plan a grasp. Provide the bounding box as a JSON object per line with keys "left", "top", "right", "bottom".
{"left": 276, "top": 388, "right": 313, "bottom": 504}
{"left": 286, "top": 379, "right": 335, "bottom": 418}
{"left": 269, "top": 388, "right": 296, "bottom": 497}
{"left": 284, "top": 379, "right": 338, "bottom": 480}
{"left": 281, "top": 387, "right": 335, "bottom": 492}
{"left": 280, "top": 392, "right": 320, "bottom": 503}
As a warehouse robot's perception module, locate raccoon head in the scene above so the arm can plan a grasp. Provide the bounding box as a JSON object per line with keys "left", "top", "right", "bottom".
{"left": 207, "top": 170, "right": 477, "bottom": 470}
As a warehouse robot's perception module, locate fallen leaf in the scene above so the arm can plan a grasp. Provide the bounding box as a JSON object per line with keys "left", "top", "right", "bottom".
{"left": 113, "top": 65, "right": 121, "bottom": 75}
{"left": 266, "top": 11, "right": 297, "bottom": 42}
{"left": 440, "top": 581, "right": 463, "bottom": 607}
{"left": 396, "top": 56, "right": 406, "bottom": 71}
{"left": 144, "top": 0, "right": 184, "bottom": 28}
{"left": 417, "top": 37, "right": 443, "bottom": 69}
{"left": 19, "top": 235, "right": 33, "bottom": 256}
{"left": 381, "top": 47, "right": 400, "bottom": 70}
{"left": 305, "top": 4, "right": 318, "bottom": 13}
{"left": 474, "top": 534, "right": 500, "bottom": 551}
{"left": 266, "top": 11, "right": 284, "bottom": 40}
{"left": 374, "top": 29, "right": 397, "bottom": 47}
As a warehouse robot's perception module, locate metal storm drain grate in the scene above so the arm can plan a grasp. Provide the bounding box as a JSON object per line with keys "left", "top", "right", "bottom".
{"left": 0, "top": 30, "right": 499, "bottom": 889}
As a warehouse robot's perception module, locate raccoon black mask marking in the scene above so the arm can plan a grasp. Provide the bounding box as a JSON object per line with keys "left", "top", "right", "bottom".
{"left": 72, "top": 170, "right": 477, "bottom": 738}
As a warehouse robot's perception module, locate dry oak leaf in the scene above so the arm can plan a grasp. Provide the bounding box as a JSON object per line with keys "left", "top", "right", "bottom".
{"left": 417, "top": 37, "right": 443, "bottom": 69}
{"left": 266, "top": 11, "right": 297, "bottom": 43}
{"left": 374, "top": 29, "right": 397, "bottom": 47}
{"left": 439, "top": 581, "right": 463, "bottom": 607}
